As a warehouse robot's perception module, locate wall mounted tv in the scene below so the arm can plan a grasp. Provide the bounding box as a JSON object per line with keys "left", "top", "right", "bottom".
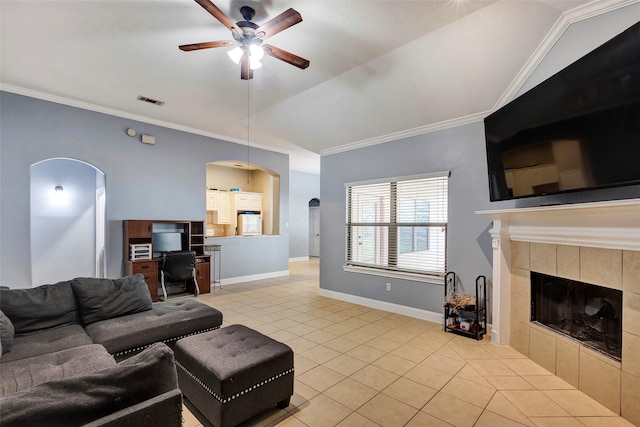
{"left": 485, "top": 21, "right": 640, "bottom": 202}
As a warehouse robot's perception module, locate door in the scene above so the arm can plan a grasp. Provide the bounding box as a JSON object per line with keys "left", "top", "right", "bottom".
{"left": 309, "top": 206, "right": 320, "bottom": 257}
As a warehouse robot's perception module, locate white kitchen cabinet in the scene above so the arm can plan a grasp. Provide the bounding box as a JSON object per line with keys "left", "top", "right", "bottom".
{"left": 206, "top": 190, "right": 230, "bottom": 224}
{"left": 233, "top": 192, "right": 262, "bottom": 212}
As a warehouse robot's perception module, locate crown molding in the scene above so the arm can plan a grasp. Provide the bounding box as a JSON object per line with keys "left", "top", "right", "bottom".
{"left": 320, "top": 111, "right": 487, "bottom": 156}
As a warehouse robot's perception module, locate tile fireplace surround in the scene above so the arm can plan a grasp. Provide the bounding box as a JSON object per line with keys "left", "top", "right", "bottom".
{"left": 479, "top": 198, "right": 640, "bottom": 424}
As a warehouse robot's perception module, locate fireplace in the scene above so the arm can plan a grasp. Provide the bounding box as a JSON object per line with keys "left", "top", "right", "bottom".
{"left": 531, "top": 272, "right": 622, "bottom": 360}
{"left": 479, "top": 198, "right": 640, "bottom": 422}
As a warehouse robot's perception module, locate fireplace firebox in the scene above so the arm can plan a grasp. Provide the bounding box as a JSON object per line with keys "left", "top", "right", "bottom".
{"left": 531, "top": 272, "right": 622, "bottom": 361}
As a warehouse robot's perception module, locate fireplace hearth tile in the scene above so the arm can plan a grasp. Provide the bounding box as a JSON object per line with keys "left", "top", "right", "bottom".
{"left": 512, "top": 241, "right": 530, "bottom": 270}
{"left": 511, "top": 292, "right": 530, "bottom": 324}
{"left": 621, "top": 371, "right": 640, "bottom": 426}
{"left": 558, "top": 244, "right": 580, "bottom": 281}
{"left": 580, "top": 247, "right": 622, "bottom": 290}
{"left": 512, "top": 267, "right": 530, "bottom": 298}
{"left": 623, "top": 291, "right": 640, "bottom": 336}
{"left": 622, "top": 331, "right": 640, "bottom": 378}
{"left": 531, "top": 243, "right": 557, "bottom": 276}
{"left": 529, "top": 326, "right": 557, "bottom": 374}
{"left": 579, "top": 347, "right": 621, "bottom": 413}
{"left": 556, "top": 336, "right": 580, "bottom": 388}
{"left": 510, "top": 319, "right": 530, "bottom": 356}
{"left": 623, "top": 250, "right": 640, "bottom": 294}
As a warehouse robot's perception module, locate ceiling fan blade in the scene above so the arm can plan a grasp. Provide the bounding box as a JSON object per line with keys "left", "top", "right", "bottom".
{"left": 263, "top": 44, "right": 310, "bottom": 69}
{"left": 179, "top": 40, "right": 234, "bottom": 51}
{"left": 193, "top": 0, "right": 239, "bottom": 35}
{"left": 255, "top": 8, "right": 302, "bottom": 40}
{"left": 240, "top": 53, "right": 253, "bottom": 80}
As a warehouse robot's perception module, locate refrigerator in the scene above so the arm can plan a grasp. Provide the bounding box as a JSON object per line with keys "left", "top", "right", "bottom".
{"left": 237, "top": 214, "right": 262, "bottom": 236}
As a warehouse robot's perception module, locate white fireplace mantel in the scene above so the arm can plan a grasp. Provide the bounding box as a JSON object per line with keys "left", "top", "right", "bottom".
{"left": 476, "top": 198, "right": 640, "bottom": 345}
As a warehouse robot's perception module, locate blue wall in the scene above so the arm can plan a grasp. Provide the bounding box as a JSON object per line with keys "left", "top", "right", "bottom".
{"left": 0, "top": 92, "right": 290, "bottom": 287}
{"left": 320, "top": 122, "right": 495, "bottom": 316}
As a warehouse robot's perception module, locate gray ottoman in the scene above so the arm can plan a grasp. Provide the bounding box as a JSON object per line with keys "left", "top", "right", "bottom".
{"left": 174, "top": 324, "right": 294, "bottom": 427}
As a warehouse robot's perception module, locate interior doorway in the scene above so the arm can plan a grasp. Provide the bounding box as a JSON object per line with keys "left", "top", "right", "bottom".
{"left": 309, "top": 198, "right": 320, "bottom": 257}
{"left": 30, "top": 158, "right": 106, "bottom": 286}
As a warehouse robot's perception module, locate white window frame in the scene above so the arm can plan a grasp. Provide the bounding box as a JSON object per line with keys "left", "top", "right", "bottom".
{"left": 344, "top": 172, "right": 449, "bottom": 284}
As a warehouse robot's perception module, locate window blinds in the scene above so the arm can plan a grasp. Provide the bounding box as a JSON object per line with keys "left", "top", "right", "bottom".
{"left": 346, "top": 174, "right": 448, "bottom": 276}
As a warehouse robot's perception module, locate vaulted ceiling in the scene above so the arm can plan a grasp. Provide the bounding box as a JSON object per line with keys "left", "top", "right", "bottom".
{"left": 0, "top": 1, "right": 625, "bottom": 173}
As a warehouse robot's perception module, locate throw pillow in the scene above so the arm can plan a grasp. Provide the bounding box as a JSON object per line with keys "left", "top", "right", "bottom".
{"left": 0, "top": 281, "right": 79, "bottom": 334}
{"left": 0, "top": 310, "right": 15, "bottom": 355}
{"left": 71, "top": 274, "right": 152, "bottom": 325}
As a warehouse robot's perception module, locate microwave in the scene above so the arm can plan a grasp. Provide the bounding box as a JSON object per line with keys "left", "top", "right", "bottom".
{"left": 237, "top": 214, "right": 262, "bottom": 236}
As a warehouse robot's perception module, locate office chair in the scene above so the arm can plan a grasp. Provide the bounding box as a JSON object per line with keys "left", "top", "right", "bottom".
{"left": 159, "top": 251, "right": 199, "bottom": 301}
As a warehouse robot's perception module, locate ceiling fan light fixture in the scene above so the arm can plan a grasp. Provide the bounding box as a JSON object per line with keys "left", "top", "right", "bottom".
{"left": 227, "top": 46, "right": 243, "bottom": 64}
{"left": 181, "top": 1, "right": 309, "bottom": 79}
{"left": 249, "top": 57, "right": 262, "bottom": 70}
{"left": 249, "top": 43, "right": 264, "bottom": 61}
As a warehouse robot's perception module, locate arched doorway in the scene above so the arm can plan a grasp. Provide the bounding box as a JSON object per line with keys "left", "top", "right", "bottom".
{"left": 308, "top": 198, "right": 320, "bottom": 257}
{"left": 30, "top": 158, "right": 106, "bottom": 286}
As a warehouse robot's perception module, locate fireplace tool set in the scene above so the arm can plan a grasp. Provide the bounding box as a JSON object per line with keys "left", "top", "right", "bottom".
{"left": 443, "top": 272, "right": 487, "bottom": 340}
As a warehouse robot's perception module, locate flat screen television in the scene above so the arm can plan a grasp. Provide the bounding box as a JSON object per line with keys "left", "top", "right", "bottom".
{"left": 153, "top": 232, "right": 183, "bottom": 257}
{"left": 485, "top": 21, "right": 640, "bottom": 202}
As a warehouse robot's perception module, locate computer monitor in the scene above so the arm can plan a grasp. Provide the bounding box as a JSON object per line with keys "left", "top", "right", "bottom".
{"left": 153, "top": 232, "right": 183, "bottom": 257}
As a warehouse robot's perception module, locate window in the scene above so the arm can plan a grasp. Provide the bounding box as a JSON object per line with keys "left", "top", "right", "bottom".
{"left": 345, "top": 172, "right": 448, "bottom": 278}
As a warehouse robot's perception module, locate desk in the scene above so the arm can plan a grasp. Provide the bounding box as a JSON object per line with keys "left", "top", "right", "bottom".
{"left": 124, "top": 255, "right": 210, "bottom": 302}
{"left": 123, "top": 219, "right": 210, "bottom": 302}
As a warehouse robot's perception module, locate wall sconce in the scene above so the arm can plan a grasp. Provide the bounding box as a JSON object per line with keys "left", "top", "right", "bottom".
{"left": 51, "top": 184, "right": 67, "bottom": 204}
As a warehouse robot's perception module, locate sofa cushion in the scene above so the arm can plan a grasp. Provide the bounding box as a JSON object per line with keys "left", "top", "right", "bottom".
{"left": 82, "top": 389, "right": 183, "bottom": 427}
{"left": 0, "top": 281, "right": 79, "bottom": 334}
{"left": 0, "top": 310, "right": 15, "bottom": 355}
{"left": 0, "top": 325, "right": 93, "bottom": 363}
{"left": 0, "top": 342, "right": 177, "bottom": 427}
{"left": 71, "top": 274, "right": 153, "bottom": 325}
{"left": 84, "top": 299, "right": 222, "bottom": 357}
{"left": 1, "top": 344, "right": 116, "bottom": 397}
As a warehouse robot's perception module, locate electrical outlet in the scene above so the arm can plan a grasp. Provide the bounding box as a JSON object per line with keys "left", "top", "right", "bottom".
{"left": 386, "top": 283, "right": 391, "bottom": 291}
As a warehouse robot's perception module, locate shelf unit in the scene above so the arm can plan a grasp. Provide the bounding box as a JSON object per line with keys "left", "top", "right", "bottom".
{"left": 443, "top": 272, "right": 487, "bottom": 341}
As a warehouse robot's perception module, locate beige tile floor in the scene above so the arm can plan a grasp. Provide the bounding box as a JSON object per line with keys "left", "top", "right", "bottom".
{"left": 182, "top": 259, "right": 634, "bottom": 427}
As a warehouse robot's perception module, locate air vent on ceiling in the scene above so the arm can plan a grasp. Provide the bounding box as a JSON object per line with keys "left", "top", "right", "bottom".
{"left": 137, "top": 95, "right": 165, "bottom": 106}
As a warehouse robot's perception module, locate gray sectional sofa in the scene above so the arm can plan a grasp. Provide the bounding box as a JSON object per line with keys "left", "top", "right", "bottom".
{"left": 0, "top": 274, "right": 223, "bottom": 426}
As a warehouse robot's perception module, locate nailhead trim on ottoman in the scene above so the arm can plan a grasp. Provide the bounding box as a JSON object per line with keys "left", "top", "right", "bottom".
{"left": 174, "top": 324, "right": 294, "bottom": 427}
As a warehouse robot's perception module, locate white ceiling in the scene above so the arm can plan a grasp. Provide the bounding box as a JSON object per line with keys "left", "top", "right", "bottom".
{"left": 0, "top": 0, "right": 615, "bottom": 174}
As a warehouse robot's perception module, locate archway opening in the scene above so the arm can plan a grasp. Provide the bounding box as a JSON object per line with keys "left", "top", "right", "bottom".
{"left": 30, "top": 158, "right": 106, "bottom": 285}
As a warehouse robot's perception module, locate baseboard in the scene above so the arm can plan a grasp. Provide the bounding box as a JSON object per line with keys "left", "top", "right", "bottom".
{"left": 219, "top": 270, "right": 289, "bottom": 286}
{"left": 289, "top": 256, "right": 310, "bottom": 263}
{"left": 318, "top": 288, "right": 443, "bottom": 324}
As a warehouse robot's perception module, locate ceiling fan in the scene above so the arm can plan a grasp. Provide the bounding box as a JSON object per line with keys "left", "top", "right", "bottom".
{"left": 180, "top": 0, "right": 310, "bottom": 80}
